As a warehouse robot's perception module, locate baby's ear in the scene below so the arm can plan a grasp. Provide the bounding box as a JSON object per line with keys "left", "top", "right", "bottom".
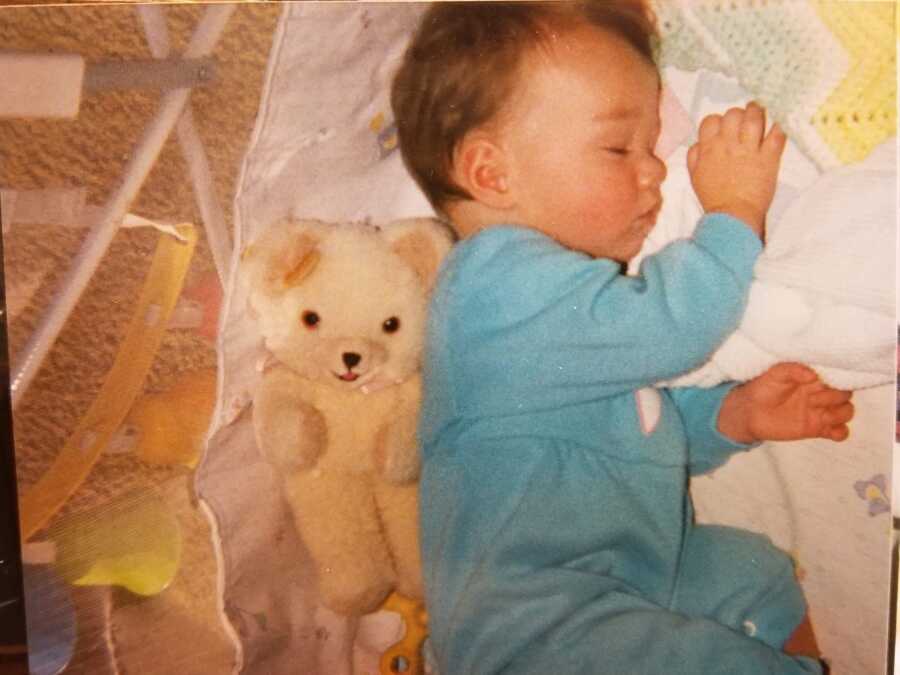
{"left": 452, "top": 131, "right": 514, "bottom": 210}
{"left": 383, "top": 218, "right": 454, "bottom": 290}
{"left": 241, "top": 220, "right": 325, "bottom": 298}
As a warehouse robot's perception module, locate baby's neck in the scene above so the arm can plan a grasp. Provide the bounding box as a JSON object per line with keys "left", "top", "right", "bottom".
{"left": 446, "top": 199, "right": 519, "bottom": 240}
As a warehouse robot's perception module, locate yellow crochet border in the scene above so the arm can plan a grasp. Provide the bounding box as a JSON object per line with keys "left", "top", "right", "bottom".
{"left": 812, "top": 1, "right": 896, "bottom": 164}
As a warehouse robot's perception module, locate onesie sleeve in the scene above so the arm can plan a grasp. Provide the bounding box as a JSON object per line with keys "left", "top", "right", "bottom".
{"left": 445, "top": 213, "right": 762, "bottom": 415}
{"left": 667, "top": 383, "right": 760, "bottom": 475}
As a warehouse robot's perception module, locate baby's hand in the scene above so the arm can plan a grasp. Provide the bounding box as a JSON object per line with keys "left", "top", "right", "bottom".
{"left": 718, "top": 363, "right": 854, "bottom": 444}
{"left": 687, "top": 102, "right": 787, "bottom": 239}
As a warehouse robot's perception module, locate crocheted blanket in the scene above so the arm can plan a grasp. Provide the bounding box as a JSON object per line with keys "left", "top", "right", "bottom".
{"left": 653, "top": 0, "right": 896, "bottom": 168}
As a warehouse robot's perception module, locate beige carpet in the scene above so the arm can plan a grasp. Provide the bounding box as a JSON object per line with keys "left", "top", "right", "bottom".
{"left": 0, "top": 4, "right": 280, "bottom": 672}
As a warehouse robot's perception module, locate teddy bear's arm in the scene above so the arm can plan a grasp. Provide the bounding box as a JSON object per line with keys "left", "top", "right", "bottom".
{"left": 253, "top": 367, "right": 326, "bottom": 471}
{"left": 374, "top": 376, "right": 422, "bottom": 485}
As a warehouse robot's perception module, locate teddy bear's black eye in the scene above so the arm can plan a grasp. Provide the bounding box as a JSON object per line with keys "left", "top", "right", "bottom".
{"left": 382, "top": 316, "right": 401, "bottom": 334}
{"left": 301, "top": 310, "right": 320, "bottom": 329}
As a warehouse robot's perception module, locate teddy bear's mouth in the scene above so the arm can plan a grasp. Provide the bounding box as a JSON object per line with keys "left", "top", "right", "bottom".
{"left": 334, "top": 370, "right": 361, "bottom": 383}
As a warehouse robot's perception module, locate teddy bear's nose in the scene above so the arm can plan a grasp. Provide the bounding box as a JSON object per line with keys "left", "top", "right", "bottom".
{"left": 342, "top": 352, "right": 362, "bottom": 369}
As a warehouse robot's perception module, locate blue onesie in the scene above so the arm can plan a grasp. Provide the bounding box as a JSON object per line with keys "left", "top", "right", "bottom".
{"left": 418, "top": 214, "right": 822, "bottom": 675}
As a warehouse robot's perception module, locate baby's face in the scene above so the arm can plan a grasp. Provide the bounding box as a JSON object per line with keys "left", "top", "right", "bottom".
{"left": 498, "top": 25, "right": 665, "bottom": 262}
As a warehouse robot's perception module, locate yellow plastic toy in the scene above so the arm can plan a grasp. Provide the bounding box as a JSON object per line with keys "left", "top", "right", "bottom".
{"left": 380, "top": 593, "right": 429, "bottom": 675}
{"left": 49, "top": 486, "right": 181, "bottom": 596}
{"left": 126, "top": 367, "right": 218, "bottom": 468}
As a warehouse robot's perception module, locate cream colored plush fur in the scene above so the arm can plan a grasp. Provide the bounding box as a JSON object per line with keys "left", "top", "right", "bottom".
{"left": 241, "top": 217, "right": 453, "bottom": 616}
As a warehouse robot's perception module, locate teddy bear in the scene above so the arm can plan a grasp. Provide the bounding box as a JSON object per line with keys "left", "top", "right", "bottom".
{"left": 240, "top": 217, "right": 453, "bottom": 617}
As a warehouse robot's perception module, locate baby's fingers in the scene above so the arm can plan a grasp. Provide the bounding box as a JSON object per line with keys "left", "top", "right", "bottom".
{"left": 762, "top": 122, "right": 788, "bottom": 158}
{"left": 687, "top": 143, "right": 699, "bottom": 174}
{"left": 816, "top": 401, "right": 855, "bottom": 442}
{"left": 765, "top": 361, "right": 819, "bottom": 384}
{"left": 825, "top": 401, "right": 855, "bottom": 426}
{"left": 697, "top": 113, "right": 722, "bottom": 143}
{"left": 739, "top": 102, "right": 766, "bottom": 144}
{"left": 824, "top": 424, "right": 850, "bottom": 442}
{"left": 809, "top": 387, "right": 853, "bottom": 408}
{"left": 721, "top": 106, "right": 746, "bottom": 139}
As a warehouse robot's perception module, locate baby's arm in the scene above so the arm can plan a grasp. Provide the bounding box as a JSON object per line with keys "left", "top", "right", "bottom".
{"left": 688, "top": 102, "right": 786, "bottom": 240}
{"left": 450, "top": 218, "right": 763, "bottom": 405}
{"left": 667, "top": 364, "right": 853, "bottom": 476}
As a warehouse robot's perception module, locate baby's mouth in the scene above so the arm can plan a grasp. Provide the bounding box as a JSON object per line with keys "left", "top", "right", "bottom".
{"left": 636, "top": 203, "right": 661, "bottom": 230}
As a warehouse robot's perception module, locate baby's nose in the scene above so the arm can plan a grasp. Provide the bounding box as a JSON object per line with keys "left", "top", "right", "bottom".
{"left": 639, "top": 155, "right": 667, "bottom": 188}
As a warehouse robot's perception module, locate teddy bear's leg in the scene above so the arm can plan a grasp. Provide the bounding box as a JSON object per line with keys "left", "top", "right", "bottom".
{"left": 285, "top": 471, "right": 395, "bottom": 616}
{"left": 670, "top": 523, "right": 807, "bottom": 649}
{"left": 373, "top": 482, "right": 424, "bottom": 603}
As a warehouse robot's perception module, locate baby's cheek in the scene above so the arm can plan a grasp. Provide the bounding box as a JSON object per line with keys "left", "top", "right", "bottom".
{"left": 597, "top": 172, "right": 639, "bottom": 209}
{"left": 586, "top": 198, "right": 632, "bottom": 234}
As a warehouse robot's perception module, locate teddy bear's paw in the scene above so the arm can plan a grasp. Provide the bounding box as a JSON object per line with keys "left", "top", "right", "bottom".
{"left": 387, "top": 462, "right": 421, "bottom": 486}
{"left": 377, "top": 454, "right": 420, "bottom": 485}
{"left": 319, "top": 571, "right": 394, "bottom": 617}
{"left": 374, "top": 424, "right": 420, "bottom": 485}
{"left": 258, "top": 429, "right": 319, "bottom": 471}
{"left": 266, "top": 444, "right": 319, "bottom": 473}
{"left": 256, "top": 407, "right": 327, "bottom": 472}
{"left": 394, "top": 575, "right": 425, "bottom": 606}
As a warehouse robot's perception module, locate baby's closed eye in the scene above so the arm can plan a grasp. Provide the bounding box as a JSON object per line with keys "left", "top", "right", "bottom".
{"left": 602, "top": 144, "right": 659, "bottom": 159}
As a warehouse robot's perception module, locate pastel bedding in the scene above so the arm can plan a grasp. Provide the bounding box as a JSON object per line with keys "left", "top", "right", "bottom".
{"left": 196, "top": 3, "right": 896, "bottom": 674}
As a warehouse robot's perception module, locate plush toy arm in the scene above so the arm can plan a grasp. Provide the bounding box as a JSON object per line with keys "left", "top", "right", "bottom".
{"left": 375, "top": 413, "right": 420, "bottom": 485}
{"left": 374, "top": 379, "right": 422, "bottom": 485}
{"left": 253, "top": 367, "right": 326, "bottom": 471}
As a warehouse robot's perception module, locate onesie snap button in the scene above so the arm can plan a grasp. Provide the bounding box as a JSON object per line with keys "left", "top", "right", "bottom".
{"left": 742, "top": 620, "right": 758, "bottom": 637}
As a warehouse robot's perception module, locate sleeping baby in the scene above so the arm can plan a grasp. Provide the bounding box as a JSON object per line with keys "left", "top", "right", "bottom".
{"left": 390, "top": 2, "right": 854, "bottom": 673}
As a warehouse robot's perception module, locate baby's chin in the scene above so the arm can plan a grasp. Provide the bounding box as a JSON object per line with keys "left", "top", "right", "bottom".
{"left": 608, "top": 234, "right": 653, "bottom": 267}
{"left": 631, "top": 211, "right": 661, "bottom": 247}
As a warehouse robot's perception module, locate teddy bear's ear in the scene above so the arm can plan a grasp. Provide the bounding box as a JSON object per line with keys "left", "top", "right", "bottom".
{"left": 241, "top": 221, "right": 325, "bottom": 297}
{"left": 383, "top": 218, "right": 455, "bottom": 290}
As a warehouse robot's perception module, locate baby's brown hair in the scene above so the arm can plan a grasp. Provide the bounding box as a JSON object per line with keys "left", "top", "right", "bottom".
{"left": 391, "top": 1, "right": 658, "bottom": 213}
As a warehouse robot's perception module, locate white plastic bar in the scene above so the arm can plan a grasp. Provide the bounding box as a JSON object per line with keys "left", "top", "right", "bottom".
{"left": 0, "top": 53, "right": 85, "bottom": 118}
{"left": 9, "top": 4, "right": 235, "bottom": 409}
{"left": 176, "top": 107, "right": 233, "bottom": 283}
{"left": 136, "top": 4, "right": 171, "bottom": 54}
{"left": 138, "top": 4, "right": 234, "bottom": 285}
